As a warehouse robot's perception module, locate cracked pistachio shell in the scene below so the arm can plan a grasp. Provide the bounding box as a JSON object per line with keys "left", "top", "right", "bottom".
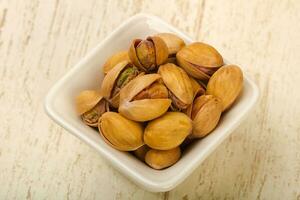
{"left": 98, "top": 112, "right": 144, "bottom": 151}
{"left": 103, "top": 51, "right": 129, "bottom": 74}
{"left": 128, "top": 36, "right": 168, "bottom": 72}
{"left": 190, "top": 95, "right": 222, "bottom": 138}
{"left": 76, "top": 90, "right": 103, "bottom": 115}
{"left": 145, "top": 147, "right": 181, "bottom": 170}
{"left": 119, "top": 74, "right": 171, "bottom": 122}
{"left": 134, "top": 145, "right": 150, "bottom": 161}
{"left": 100, "top": 61, "right": 137, "bottom": 108}
{"left": 158, "top": 63, "right": 194, "bottom": 106}
{"left": 206, "top": 65, "right": 243, "bottom": 111}
{"left": 144, "top": 112, "right": 192, "bottom": 150}
{"left": 155, "top": 33, "right": 185, "bottom": 55}
{"left": 176, "top": 42, "right": 223, "bottom": 80}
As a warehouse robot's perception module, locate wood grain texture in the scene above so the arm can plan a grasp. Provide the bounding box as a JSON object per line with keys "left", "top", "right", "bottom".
{"left": 0, "top": 0, "right": 299, "bottom": 199}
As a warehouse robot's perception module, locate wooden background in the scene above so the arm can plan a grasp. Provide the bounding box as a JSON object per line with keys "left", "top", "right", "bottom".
{"left": 1, "top": 0, "right": 300, "bottom": 199}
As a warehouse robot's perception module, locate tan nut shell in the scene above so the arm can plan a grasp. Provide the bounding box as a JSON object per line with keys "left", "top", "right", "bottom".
{"left": 98, "top": 112, "right": 144, "bottom": 151}
{"left": 103, "top": 51, "right": 129, "bottom": 74}
{"left": 76, "top": 90, "right": 103, "bottom": 115}
{"left": 158, "top": 63, "right": 194, "bottom": 105}
{"left": 100, "top": 61, "right": 129, "bottom": 108}
{"left": 206, "top": 65, "right": 243, "bottom": 111}
{"left": 190, "top": 95, "right": 222, "bottom": 138}
{"left": 176, "top": 42, "right": 223, "bottom": 80}
{"left": 156, "top": 33, "right": 185, "bottom": 55}
{"left": 144, "top": 112, "right": 192, "bottom": 150}
{"left": 128, "top": 36, "right": 168, "bottom": 72}
{"left": 119, "top": 74, "right": 171, "bottom": 122}
{"left": 145, "top": 147, "right": 181, "bottom": 170}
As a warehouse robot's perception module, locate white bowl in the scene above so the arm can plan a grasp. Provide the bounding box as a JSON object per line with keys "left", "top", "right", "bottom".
{"left": 44, "top": 14, "right": 259, "bottom": 192}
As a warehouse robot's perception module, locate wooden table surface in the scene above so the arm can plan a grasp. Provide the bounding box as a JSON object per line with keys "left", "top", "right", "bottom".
{"left": 1, "top": 0, "right": 300, "bottom": 199}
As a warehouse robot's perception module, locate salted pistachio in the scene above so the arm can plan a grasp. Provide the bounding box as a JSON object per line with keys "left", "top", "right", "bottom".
{"left": 98, "top": 112, "right": 144, "bottom": 151}
{"left": 155, "top": 33, "right": 185, "bottom": 57}
{"left": 145, "top": 147, "right": 181, "bottom": 170}
{"left": 76, "top": 90, "right": 108, "bottom": 127}
{"left": 189, "top": 95, "right": 222, "bottom": 138}
{"left": 206, "top": 65, "right": 243, "bottom": 111}
{"left": 103, "top": 51, "right": 129, "bottom": 74}
{"left": 134, "top": 145, "right": 150, "bottom": 161}
{"left": 100, "top": 61, "right": 140, "bottom": 108}
{"left": 158, "top": 63, "right": 194, "bottom": 111}
{"left": 128, "top": 36, "right": 168, "bottom": 72}
{"left": 144, "top": 112, "right": 192, "bottom": 150}
{"left": 119, "top": 74, "right": 171, "bottom": 122}
{"left": 176, "top": 42, "right": 223, "bottom": 80}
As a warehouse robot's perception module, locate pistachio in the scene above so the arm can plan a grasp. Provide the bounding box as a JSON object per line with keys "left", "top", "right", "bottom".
{"left": 134, "top": 145, "right": 150, "bottom": 161}
{"left": 145, "top": 147, "right": 181, "bottom": 170}
{"left": 206, "top": 65, "right": 243, "bottom": 111}
{"left": 100, "top": 61, "right": 140, "bottom": 108}
{"left": 155, "top": 33, "right": 185, "bottom": 56}
{"left": 190, "top": 95, "right": 222, "bottom": 138}
{"left": 144, "top": 112, "right": 192, "bottom": 150}
{"left": 119, "top": 74, "right": 171, "bottom": 122}
{"left": 76, "top": 90, "right": 108, "bottom": 127}
{"left": 176, "top": 42, "right": 223, "bottom": 80}
{"left": 158, "top": 63, "right": 194, "bottom": 111}
{"left": 103, "top": 51, "right": 129, "bottom": 74}
{"left": 98, "top": 112, "right": 144, "bottom": 151}
{"left": 129, "top": 36, "right": 168, "bottom": 72}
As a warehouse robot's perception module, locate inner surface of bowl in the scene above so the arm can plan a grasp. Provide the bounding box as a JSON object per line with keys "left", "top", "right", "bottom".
{"left": 45, "top": 14, "right": 258, "bottom": 192}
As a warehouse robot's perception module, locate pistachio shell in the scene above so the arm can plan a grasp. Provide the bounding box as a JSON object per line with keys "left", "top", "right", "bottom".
{"left": 206, "top": 65, "right": 243, "bottom": 111}
{"left": 145, "top": 147, "right": 181, "bottom": 170}
{"left": 101, "top": 61, "right": 140, "bottom": 108}
{"left": 98, "top": 112, "right": 144, "bottom": 151}
{"left": 134, "top": 145, "right": 150, "bottom": 161}
{"left": 81, "top": 99, "right": 108, "bottom": 127}
{"left": 103, "top": 51, "right": 129, "bottom": 74}
{"left": 119, "top": 74, "right": 171, "bottom": 121}
{"left": 158, "top": 63, "right": 194, "bottom": 105}
{"left": 129, "top": 39, "right": 144, "bottom": 70}
{"left": 128, "top": 36, "right": 168, "bottom": 72}
{"left": 101, "top": 61, "right": 129, "bottom": 99}
{"left": 144, "top": 112, "right": 192, "bottom": 150}
{"left": 148, "top": 36, "right": 168, "bottom": 65}
{"left": 176, "top": 42, "right": 223, "bottom": 80}
{"left": 119, "top": 99, "right": 171, "bottom": 122}
{"left": 190, "top": 95, "right": 222, "bottom": 138}
{"left": 156, "top": 33, "right": 185, "bottom": 55}
{"left": 76, "top": 90, "right": 103, "bottom": 115}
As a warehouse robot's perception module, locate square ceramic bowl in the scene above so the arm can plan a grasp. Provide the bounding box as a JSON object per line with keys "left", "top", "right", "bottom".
{"left": 44, "top": 14, "right": 259, "bottom": 192}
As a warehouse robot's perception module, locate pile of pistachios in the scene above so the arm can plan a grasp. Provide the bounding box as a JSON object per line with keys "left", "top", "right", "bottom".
{"left": 76, "top": 33, "right": 243, "bottom": 170}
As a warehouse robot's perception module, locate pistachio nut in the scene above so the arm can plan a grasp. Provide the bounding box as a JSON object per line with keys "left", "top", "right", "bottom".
{"left": 189, "top": 95, "right": 222, "bottom": 138}
{"left": 158, "top": 63, "right": 194, "bottom": 111}
{"left": 155, "top": 33, "right": 185, "bottom": 57}
{"left": 176, "top": 42, "right": 223, "bottom": 80}
{"left": 128, "top": 36, "right": 168, "bottom": 72}
{"left": 206, "top": 65, "right": 243, "bottom": 111}
{"left": 98, "top": 112, "right": 144, "bottom": 151}
{"left": 76, "top": 90, "right": 109, "bottom": 127}
{"left": 100, "top": 61, "right": 140, "bottom": 108}
{"left": 119, "top": 74, "right": 171, "bottom": 122}
{"left": 145, "top": 147, "right": 181, "bottom": 170}
{"left": 103, "top": 51, "right": 129, "bottom": 74}
{"left": 144, "top": 112, "right": 192, "bottom": 150}
{"left": 134, "top": 145, "right": 150, "bottom": 161}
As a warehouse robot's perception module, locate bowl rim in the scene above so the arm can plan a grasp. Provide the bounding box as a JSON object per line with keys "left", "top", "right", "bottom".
{"left": 44, "top": 13, "right": 260, "bottom": 192}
